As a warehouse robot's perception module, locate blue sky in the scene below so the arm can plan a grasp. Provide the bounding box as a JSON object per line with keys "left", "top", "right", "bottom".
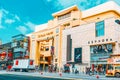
{"left": 0, "top": 0, "right": 120, "bottom": 44}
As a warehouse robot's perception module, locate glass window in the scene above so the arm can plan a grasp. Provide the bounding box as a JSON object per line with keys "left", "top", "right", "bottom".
{"left": 115, "top": 66, "right": 120, "bottom": 70}
{"left": 58, "top": 13, "right": 71, "bottom": 20}
{"left": 108, "top": 64, "right": 113, "bottom": 70}
{"left": 95, "top": 21, "right": 104, "bottom": 37}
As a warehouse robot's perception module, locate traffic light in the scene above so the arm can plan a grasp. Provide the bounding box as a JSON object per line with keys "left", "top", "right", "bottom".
{"left": 115, "top": 19, "right": 120, "bottom": 25}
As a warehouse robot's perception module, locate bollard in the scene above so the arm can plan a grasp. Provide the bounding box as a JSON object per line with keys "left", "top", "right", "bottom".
{"left": 96, "top": 75, "right": 99, "bottom": 79}
{"left": 41, "top": 72, "right": 43, "bottom": 75}
{"left": 40, "top": 71, "right": 43, "bottom": 75}
{"left": 59, "top": 72, "right": 62, "bottom": 77}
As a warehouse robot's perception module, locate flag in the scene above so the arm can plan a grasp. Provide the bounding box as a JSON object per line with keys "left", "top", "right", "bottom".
{"left": 51, "top": 46, "right": 54, "bottom": 55}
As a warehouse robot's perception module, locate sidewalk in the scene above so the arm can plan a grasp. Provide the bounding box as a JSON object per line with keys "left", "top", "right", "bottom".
{"left": 0, "top": 70, "right": 106, "bottom": 80}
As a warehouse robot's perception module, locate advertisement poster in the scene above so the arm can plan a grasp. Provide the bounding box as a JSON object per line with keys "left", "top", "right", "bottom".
{"left": 90, "top": 44, "right": 112, "bottom": 54}
{"left": 74, "top": 48, "right": 82, "bottom": 63}
{"left": 90, "top": 44, "right": 113, "bottom": 61}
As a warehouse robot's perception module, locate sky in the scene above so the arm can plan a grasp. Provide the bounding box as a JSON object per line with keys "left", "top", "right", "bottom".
{"left": 0, "top": 0, "right": 120, "bottom": 44}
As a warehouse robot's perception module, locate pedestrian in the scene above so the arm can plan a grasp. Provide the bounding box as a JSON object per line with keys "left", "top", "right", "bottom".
{"left": 72, "top": 64, "right": 75, "bottom": 74}
{"left": 54, "top": 66, "right": 57, "bottom": 72}
{"left": 7, "top": 65, "right": 12, "bottom": 72}
{"left": 85, "top": 67, "right": 87, "bottom": 74}
{"left": 94, "top": 67, "right": 97, "bottom": 74}
{"left": 75, "top": 69, "right": 79, "bottom": 74}
{"left": 88, "top": 67, "right": 91, "bottom": 75}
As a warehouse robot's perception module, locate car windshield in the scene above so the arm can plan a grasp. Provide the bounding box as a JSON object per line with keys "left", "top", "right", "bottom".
{"left": 115, "top": 66, "right": 120, "bottom": 70}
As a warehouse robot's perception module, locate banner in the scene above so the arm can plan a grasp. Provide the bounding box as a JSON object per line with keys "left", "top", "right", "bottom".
{"left": 90, "top": 44, "right": 112, "bottom": 54}
{"left": 74, "top": 48, "right": 82, "bottom": 63}
{"left": 51, "top": 46, "right": 54, "bottom": 55}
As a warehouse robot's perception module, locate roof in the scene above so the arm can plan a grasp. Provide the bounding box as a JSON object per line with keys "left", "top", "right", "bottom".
{"left": 35, "top": 23, "right": 48, "bottom": 32}
{"left": 52, "top": 5, "right": 79, "bottom": 17}
{"left": 12, "top": 34, "right": 25, "bottom": 38}
{"left": 82, "top": 1, "right": 120, "bottom": 18}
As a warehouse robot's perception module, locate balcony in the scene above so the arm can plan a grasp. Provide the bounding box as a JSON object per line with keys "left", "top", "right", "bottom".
{"left": 40, "top": 51, "right": 51, "bottom": 57}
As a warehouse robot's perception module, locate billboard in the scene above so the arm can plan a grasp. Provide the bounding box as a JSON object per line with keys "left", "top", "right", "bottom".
{"left": 74, "top": 48, "right": 82, "bottom": 63}
{"left": 90, "top": 44, "right": 112, "bottom": 54}
{"left": 90, "top": 44, "right": 113, "bottom": 61}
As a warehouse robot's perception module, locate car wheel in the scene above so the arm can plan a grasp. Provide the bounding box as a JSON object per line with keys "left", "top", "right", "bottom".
{"left": 115, "top": 72, "right": 120, "bottom": 78}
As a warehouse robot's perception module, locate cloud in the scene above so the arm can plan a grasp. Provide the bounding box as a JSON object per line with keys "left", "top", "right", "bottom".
{"left": 0, "top": 25, "right": 4, "bottom": 29}
{"left": 47, "top": 0, "right": 52, "bottom": 2}
{"left": 0, "top": 10, "right": 6, "bottom": 29}
{"left": 46, "top": 0, "right": 108, "bottom": 10}
{"left": 0, "top": 7, "right": 21, "bottom": 29}
{"left": 25, "top": 22, "right": 36, "bottom": 31}
{"left": 114, "top": 0, "right": 120, "bottom": 5}
{"left": 16, "top": 26, "right": 27, "bottom": 34}
{"left": 15, "top": 15, "right": 20, "bottom": 21}
{"left": 5, "top": 19, "right": 15, "bottom": 24}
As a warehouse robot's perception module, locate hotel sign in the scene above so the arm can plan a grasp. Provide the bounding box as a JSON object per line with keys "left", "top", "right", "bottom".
{"left": 38, "top": 32, "right": 53, "bottom": 38}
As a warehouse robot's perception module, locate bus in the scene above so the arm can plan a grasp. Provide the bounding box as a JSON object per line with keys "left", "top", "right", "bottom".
{"left": 106, "top": 54, "right": 120, "bottom": 77}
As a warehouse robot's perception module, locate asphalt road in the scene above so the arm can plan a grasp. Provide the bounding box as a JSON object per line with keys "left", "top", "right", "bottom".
{"left": 0, "top": 74, "right": 72, "bottom": 80}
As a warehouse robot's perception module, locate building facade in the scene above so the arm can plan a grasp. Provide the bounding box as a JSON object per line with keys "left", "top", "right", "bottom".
{"left": 0, "top": 42, "right": 13, "bottom": 70}
{"left": 12, "top": 34, "right": 30, "bottom": 59}
{"left": 30, "top": 1, "right": 120, "bottom": 72}
{"left": 30, "top": 5, "right": 81, "bottom": 71}
{"left": 62, "top": 1, "right": 120, "bottom": 73}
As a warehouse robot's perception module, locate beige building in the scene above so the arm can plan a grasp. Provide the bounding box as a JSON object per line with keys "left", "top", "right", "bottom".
{"left": 30, "top": 1, "right": 120, "bottom": 72}
{"left": 29, "top": 4, "right": 81, "bottom": 71}
{"left": 62, "top": 1, "right": 120, "bottom": 72}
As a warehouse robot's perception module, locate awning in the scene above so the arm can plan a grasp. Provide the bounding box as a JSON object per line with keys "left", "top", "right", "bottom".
{"left": 91, "top": 61, "right": 107, "bottom": 64}
{"left": 67, "top": 62, "right": 88, "bottom": 65}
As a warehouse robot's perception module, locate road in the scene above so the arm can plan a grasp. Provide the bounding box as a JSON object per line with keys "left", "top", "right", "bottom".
{"left": 0, "top": 74, "right": 71, "bottom": 80}
{"left": 0, "top": 71, "right": 120, "bottom": 80}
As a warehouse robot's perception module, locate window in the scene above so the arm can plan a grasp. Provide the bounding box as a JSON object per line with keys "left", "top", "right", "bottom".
{"left": 58, "top": 13, "right": 71, "bottom": 20}
{"left": 95, "top": 21, "right": 104, "bottom": 37}
{"left": 45, "top": 46, "right": 49, "bottom": 51}
{"left": 115, "top": 66, "right": 120, "bottom": 70}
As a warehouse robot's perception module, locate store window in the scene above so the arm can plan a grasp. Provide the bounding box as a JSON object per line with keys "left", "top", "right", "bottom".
{"left": 95, "top": 21, "right": 104, "bottom": 37}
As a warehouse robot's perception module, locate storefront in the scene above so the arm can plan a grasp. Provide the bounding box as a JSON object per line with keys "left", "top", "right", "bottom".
{"left": 90, "top": 43, "right": 113, "bottom": 73}
{"left": 30, "top": 26, "right": 63, "bottom": 71}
